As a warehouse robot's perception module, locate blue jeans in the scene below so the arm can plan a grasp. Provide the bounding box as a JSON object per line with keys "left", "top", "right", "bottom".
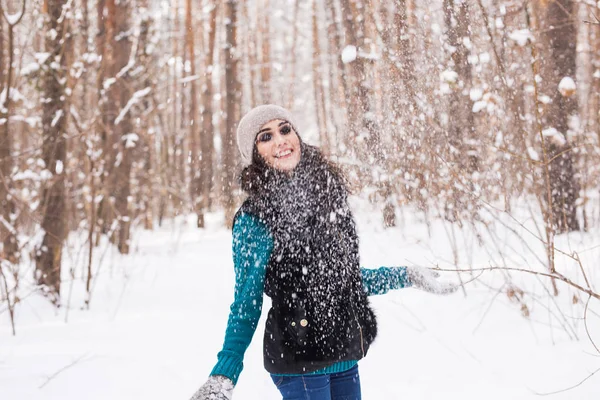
{"left": 270, "top": 365, "right": 361, "bottom": 400}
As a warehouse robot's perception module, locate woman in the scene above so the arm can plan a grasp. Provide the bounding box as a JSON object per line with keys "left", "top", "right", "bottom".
{"left": 191, "top": 105, "right": 457, "bottom": 400}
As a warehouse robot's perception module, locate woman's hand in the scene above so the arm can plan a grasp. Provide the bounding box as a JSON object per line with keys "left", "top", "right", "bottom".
{"left": 406, "top": 266, "right": 459, "bottom": 295}
{"left": 190, "top": 375, "right": 234, "bottom": 400}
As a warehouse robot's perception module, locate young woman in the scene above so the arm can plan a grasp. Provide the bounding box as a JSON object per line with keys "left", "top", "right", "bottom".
{"left": 190, "top": 105, "right": 457, "bottom": 400}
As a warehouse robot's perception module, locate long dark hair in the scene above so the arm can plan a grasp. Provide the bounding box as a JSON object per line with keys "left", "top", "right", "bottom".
{"left": 239, "top": 139, "right": 348, "bottom": 197}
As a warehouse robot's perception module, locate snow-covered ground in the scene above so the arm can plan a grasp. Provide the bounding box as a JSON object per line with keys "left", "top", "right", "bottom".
{"left": 2, "top": 203, "right": 599, "bottom": 400}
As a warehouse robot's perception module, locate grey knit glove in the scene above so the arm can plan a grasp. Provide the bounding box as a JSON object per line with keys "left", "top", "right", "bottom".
{"left": 189, "top": 375, "right": 234, "bottom": 400}
{"left": 406, "top": 266, "right": 459, "bottom": 295}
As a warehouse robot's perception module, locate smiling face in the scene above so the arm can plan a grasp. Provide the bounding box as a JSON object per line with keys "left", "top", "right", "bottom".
{"left": 255, "top": 119, "right": 301, "bottom": 172}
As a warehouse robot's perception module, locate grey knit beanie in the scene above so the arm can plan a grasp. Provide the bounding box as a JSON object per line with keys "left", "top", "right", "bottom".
{"left": 236, "top": 104, "right": 298, "bottom": 167}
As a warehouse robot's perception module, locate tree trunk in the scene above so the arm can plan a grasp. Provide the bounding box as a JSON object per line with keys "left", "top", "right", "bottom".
{"left": 36, "top": 0, "right": 70, "bottom": 305}
{"left": 395, "top": 0, "right": 417, "bottom": 107}
{"left": 200, "top": 1, "right": 219, "bottom": 216}
{"left": 223, "top": 0, "right": 240, "bottom": 228}
{"left": 172, "top": 0, "right": 186, "bottom": 197}
{"left": 186, "top": 0, "right": 203, "bottom": 227}
{"left": 340, "top": 0, "right": 380, "bottom": 162}
{"left": 286, "top": 0, "right": 301, "bottom": 110}
{"left": 0, "top": 3, "right": 3, "bottom": 90}
{"left": 538, "top": 0, "right": 580, "bottom": 233}
{"left": 96, "top": 0, "right": 116, "bottom": 238}
{"left": 0, "top": 5, "right": 23, "bottom": 265}
{"left": 136, "top": 3, "right": 154, "bottom": 231}
{"left": 312, "top": 0, "right": 330, "bottom": 153}
{"left": 247, "top": 3, "right": 259, "bottom": 108}
{"left": 443, "top": 0, "right": 477, "bottom": 221}
{"left": 259, "top": 0, "right": 271, "bottom": 104}
{"left": 325, "top": 0, "right": 350, "bottom": 154}
{"left": 443, "top": 0, "right": 476, "bottom": 170}
{"left": 592, "top": 10, "right": 600, "bottom": 151}
{"left": 105, "top": 0, "right": 134, "bottom": 254}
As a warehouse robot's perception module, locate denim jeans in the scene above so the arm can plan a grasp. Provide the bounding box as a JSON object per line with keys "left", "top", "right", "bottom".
{"left": 270, "top": 365, "right": 361, "bottom": 400}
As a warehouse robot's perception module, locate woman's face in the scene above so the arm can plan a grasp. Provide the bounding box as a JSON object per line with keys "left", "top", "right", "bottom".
{"left": 255, "top": 119, "right": 301, "bottom": 172}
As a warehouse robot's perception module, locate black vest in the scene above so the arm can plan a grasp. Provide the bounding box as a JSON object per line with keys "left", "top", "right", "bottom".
{"left": 236, "top": 146, "right": 377, "bottom": 374}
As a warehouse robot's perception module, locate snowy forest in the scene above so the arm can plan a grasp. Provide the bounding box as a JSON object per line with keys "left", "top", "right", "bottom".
{"left": 2, "top": 0, "right": 600, "bottom": 399}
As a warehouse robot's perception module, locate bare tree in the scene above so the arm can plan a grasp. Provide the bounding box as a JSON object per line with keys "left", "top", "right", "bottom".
{"left": 36, "top": 0, "right": 68, "bottom": 304}
{"left": 104, "top": 0, "right": 135, "bottom": 254}
{"left": 536, "top": 0, "right": 580, "bottom": 233}
{"left": 0, "top": 0, "right": 26, "bottom": 266}
{"left": 135, "top": 2, "right": 155, "bottom": 231}
{"left": 340, "top": 0, "right": 380, "bottom": 161}
{"left": 442, "top": 0, "right": 478, "bottom": 222}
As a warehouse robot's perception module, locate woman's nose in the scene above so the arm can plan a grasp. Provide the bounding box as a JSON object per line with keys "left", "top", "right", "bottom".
{"left": 273, "top": 132, "right": 287, "bottom": 146}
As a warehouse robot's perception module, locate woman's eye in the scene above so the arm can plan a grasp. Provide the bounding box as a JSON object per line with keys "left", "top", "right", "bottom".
{"left": 280, "top": 125, "right": 291, "bottom": 135}
{"left": 258, "top": 133, "right": 272, "bottom": 142}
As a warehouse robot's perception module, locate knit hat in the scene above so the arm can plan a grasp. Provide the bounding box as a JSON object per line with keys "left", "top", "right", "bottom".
{"left": 236, "top": 104, "right": 298, "bottom": 167}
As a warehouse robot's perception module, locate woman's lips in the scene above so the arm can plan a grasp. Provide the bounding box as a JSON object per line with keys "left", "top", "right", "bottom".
{"left": 275, "top": 149, "right": 293, "bottom": 159}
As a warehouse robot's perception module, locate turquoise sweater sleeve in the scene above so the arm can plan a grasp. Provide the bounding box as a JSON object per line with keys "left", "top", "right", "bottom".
{"left": 360, "top": 266, "right": 411, "bottom": 296}
{"left": 210, "top": 213, "right": 273, "bottom": 385}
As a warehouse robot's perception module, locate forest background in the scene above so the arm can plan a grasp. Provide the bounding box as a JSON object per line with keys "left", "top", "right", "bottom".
{"left": 0, "top": 0, "right": 600, "bottom": 394}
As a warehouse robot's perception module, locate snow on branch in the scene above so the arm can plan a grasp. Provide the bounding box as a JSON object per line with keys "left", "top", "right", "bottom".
{"left": 51, "top": 110, "right": 64, "bottom": 127}
{"left": 2, "top": 0, "right": 26, "bottom": 27}
{"left": 179, "top": 75, "right": 200, "bottom": 84}
{"left": 542, "top": 128, "right": 567, "bottom": 146}
{"left": 0, "top": 216, "right": 17, "bottom": 235}
{"left": 508, "top": 29, "right": 534, "bottom": 46}
{"left": 114, "top": 87, "right": 151, "bottom": 125}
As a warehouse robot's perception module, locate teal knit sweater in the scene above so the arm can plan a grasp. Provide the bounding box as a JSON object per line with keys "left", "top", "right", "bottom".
{"left": 210, "top": 212, "right": 411, "bottom": 385}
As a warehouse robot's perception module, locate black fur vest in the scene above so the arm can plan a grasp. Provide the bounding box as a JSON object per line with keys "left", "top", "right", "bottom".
{"left": 236, "top": 144, "right": 377, "bottom": 374}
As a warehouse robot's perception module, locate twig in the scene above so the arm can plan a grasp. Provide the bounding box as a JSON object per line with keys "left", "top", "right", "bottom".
{"left": 0, "top": 263, "right": 15, "bottom": 335}
{"left": 572, "top": 252, "right": 592, "bottom": 291}
{"left": 532, "top": 366, "right": 600, "bottom": 396}
{"left": 584, "top": 295, "right": 600, "bottom": 355}
{"left": 473, "top": 283, "right": 506, "bottom": 335}
{"left": 521, "top": 3, "right": 557, "bottom": 287}
{"left": 583, "top": 11, "right": 600, "bottom": 25}
{"left": 436, "top": 266, "right": 600, "bottom": 301}
{"left": 38, "top": 353, "right": 90, "bottom": 389}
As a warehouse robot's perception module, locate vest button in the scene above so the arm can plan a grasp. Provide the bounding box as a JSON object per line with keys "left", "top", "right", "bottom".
{"left": 291, "top": 322, "right": 296, "bottom": 327}
{"left": 300, "top": 319, "right": 308, "bottom": 327}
